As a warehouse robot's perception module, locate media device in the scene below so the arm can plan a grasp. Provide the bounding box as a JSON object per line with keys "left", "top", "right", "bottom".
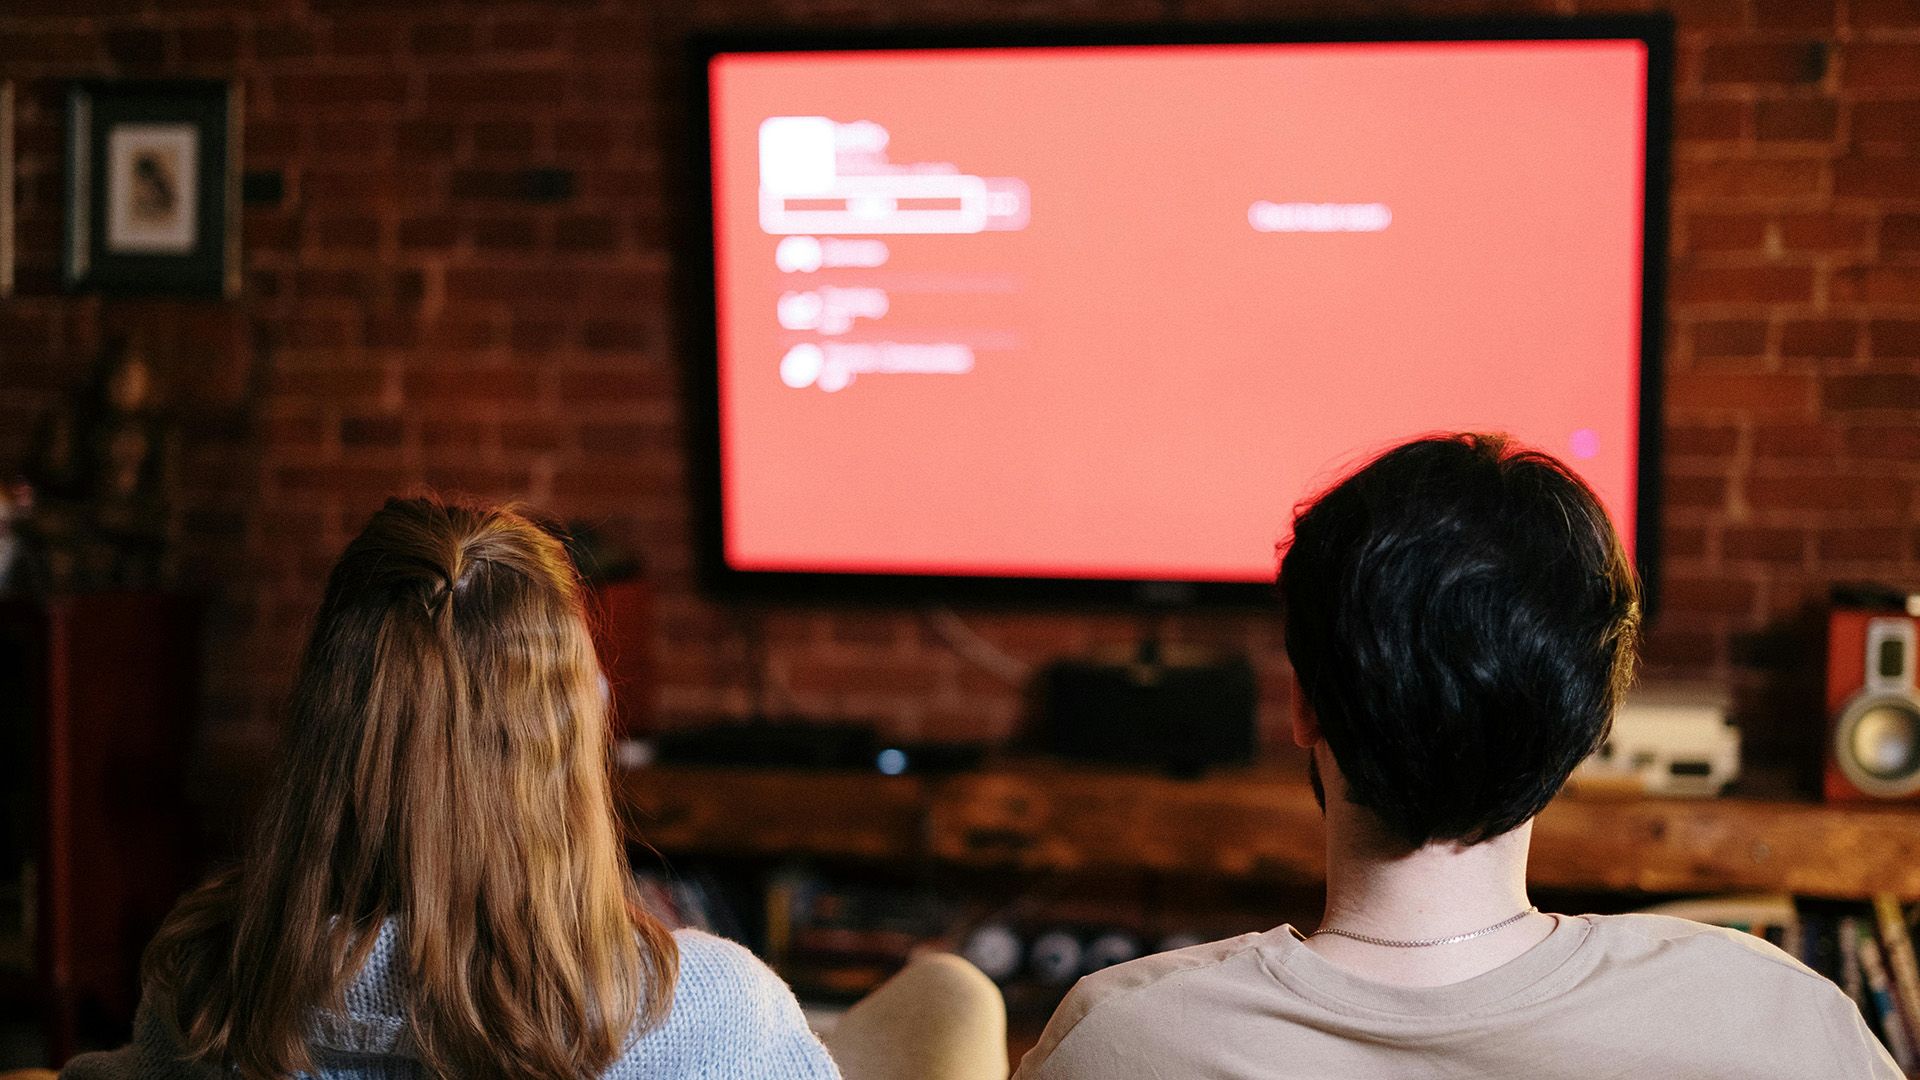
{"left": 1570, "top": 683, "right": 1739, "bottom": 798}
{"left": 681, "top": 16, "right": 1672, "bottom": 606}
{"left": 1825, "top": 587, "right": 1920, "bottom": 802}
{"left": 1037, "top": 643, "right": 1258, "bottom": 774}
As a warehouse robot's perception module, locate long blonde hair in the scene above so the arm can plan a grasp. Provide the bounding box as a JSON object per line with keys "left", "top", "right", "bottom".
{"left": 146, "top": 497, "right": 677, "bottom": 1079}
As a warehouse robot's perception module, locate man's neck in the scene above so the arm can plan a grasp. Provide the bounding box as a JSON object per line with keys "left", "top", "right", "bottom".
{"left": 1302, "top": 747, "right": 1555, "bottom": 986}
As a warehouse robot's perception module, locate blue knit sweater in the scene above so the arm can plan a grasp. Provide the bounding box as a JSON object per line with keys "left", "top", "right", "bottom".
{"left": 61, "top": 927, "right": 842, "bottom": 1079}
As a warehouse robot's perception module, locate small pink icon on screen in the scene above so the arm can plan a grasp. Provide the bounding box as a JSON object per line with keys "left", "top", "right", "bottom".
{"left": 1569, "top": 428, "right": 1601, "bottom": 461}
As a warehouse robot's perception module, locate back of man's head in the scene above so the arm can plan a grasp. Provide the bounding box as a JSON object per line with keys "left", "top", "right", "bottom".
{"left": 1278, "top": 433, "right": 1640, "bottom": 850}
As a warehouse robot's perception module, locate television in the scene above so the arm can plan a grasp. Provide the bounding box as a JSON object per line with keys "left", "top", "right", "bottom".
{"left": 680, "top": 16, "right": 1671, "bottom": 607}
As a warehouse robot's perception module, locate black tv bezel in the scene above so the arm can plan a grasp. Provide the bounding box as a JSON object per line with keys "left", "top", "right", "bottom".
{"left": 675, "top": 14, "right": 1672, "bottom": 611}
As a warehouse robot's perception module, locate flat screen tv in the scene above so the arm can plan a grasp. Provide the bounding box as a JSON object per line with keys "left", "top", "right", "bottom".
{"left": 681, "top": 16, "right": 1671, "bottom": 606}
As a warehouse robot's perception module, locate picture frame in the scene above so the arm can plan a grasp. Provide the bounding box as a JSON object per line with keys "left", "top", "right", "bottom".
{"left": 65, "top": 79, "right": 241, "bottom": 298}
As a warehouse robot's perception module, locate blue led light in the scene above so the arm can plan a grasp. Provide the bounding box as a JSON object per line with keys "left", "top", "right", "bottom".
{"left": 876, "top": 748, "right": 908, "bottom": 775}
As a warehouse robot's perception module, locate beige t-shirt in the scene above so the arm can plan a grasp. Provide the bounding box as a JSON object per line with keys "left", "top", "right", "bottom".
{"left": 1014, "top": 913, "right": 1901, "bottom": 1080}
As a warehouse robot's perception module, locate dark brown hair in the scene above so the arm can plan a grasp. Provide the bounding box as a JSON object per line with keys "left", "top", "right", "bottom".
{"left": 1279, "top": 433, "right": 1640, "bottom": 848}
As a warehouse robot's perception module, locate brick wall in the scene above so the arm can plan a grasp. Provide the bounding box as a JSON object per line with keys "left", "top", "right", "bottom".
{"left": 0, "top": 0, "right": 1915, "bottom": 797}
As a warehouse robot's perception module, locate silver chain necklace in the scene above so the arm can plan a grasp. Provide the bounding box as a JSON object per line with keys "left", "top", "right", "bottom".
{"left": 1311, "top": 906, "right": 1539, "bottom": 948}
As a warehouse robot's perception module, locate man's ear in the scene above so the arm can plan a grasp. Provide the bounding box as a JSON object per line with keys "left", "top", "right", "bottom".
{"left": 1289, "top": 678, "right": 1321, "bottom": 749}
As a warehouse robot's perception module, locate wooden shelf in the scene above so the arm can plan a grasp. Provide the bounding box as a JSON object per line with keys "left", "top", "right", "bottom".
{"left": 617, "top": 762, "right": 1920, "bottom": 900}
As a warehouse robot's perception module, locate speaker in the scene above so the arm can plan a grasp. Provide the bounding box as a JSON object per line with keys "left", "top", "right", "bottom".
{"left": 1038, "top": 646, "right": 1257, "bottom": 775}
{"left": 1825, "top": 603, "right": 1920, "bottom": 802}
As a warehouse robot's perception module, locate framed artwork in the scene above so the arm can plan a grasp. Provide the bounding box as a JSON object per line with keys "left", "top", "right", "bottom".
{"left": 65, "top": 80, "right": 241, "bottom": 297}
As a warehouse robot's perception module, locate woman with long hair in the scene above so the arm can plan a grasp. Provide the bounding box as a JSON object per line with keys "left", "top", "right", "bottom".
{"left": 64, "top": 497, "right": 839, "bottom": 1080}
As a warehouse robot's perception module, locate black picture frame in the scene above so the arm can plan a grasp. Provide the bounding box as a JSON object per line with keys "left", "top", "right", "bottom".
{"left": 64, "top": 79, "right": 241, "bottom": 298}
{"left": 676, "top": 15, "right": 1673, "bottom": 612}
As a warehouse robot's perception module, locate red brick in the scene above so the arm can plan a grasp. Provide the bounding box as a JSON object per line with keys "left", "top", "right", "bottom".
{"left": 396, "top": 121, "right": 461, "bottom": 161}
{"left": 1845, "top": 424, "right": 1920, "bottom": 457}
{"left": 425, "top": 70, "right": 566, "bottom": 108}
{"left": 398, "top": 216, "right": 458, "bottom": 250}
{"left": 551, "top": 466, "right": 680, "bottom": 501}
{"left": 1779, "top": 319, "right": 1857, "bottom": 357}
{"left": 419, "top": 318, "right": 501, "bottom": 350}
{"left": 1851, "top": 0, "right": 1920, "bottom": 24}
{"left": 1723, "top": 527, "right": 1807, "bottom": 562}
{"left": 1667, "top": 475, "right": 1732, "bottom": 507}
{"left": 1670, "top": 266, "right": 1817, "bottom": 306}
{"left": 311, "top": 216, "right": 380, "bottom": 250}
{"left": 277, "top": 465, "right": 409, "bottom": 494}
{"left": 488, "top": 19, "right": 562, "bottom": 52}
{"left": 1701, "top": 42, "right": 1827, "bottom": 85}
{"left": 1830, "top": 266, "right": 1920, "bottom": 305}
{"left": 1884, "top": 215, "right": 1920, "bottom": 257}
{"left": 409, "top": 22, "right": 474, "bottom": 55}
{"left": 1843, "top": 44, "right": 1920, "bottom": 88}
{"left": 307, "top": 120, "right": 392, "bottom": 162}
{"left": 556, "top": 215, "right": 618, "bottom": 251}
{"left": 1640, "top": 627, "right": 1720, "bottom": 669}
{"left": 446, "top": 267, "right": 575, "bottom": 303}
{"left": 1852, "top": 102, "right": 1920, "bottom": 147}
{"left": 1686, "top": 214, "right": 1766, "bottom": 252}
{"left": 470, "top": 216, "right": 539, "bottom": 250}
{"left": 1748, "top": 474, "right": 1911, "bottom": 509}
{"left": 1835, "top": 158, "right": 1920, "bottom": 200}
{"left": 501, "top": 421, "right": 566, "bottom": 452}
{"left": 581, "top": 422, "right": 674, "bottom": 454}
{"left": 1869, "top": 321, "right": 1920, "bottom": 356}
{"left": 328, "top": 18, "right": 403, "bottom": 57}
{"left": 557, "top": 368, "right": 674, "bottom": 402}
{"left": 403, "top": 368, "right": 537, "bottom": 402}
{"left": 1664, "top": 527, "right": 1710, "bottom": 560}
{"left": 341, "top": 414, "right": 405, "bottom": 447}
{"left": 365, "top": 316, "right": 418, "bottom": 350}
{"left": 1752, "top": 422, "right": 1836, "bottom": 456}
{"left": 1665, "top": 425, "right": 1740, "bottom": 456}
{"left": 264, "top": 411, "right": 326, "bottom": 450}
{"left": 1676, "top": 159, "right": 1825, "bottom": 200}
{"left": 1671, "top": 0, "right": 1748, "bottom": 26}
{"left": 788, "top": 656, "right": 944, "bottom": 700}
{"left": 0, "top": 29, "right": 97, "bottom": 64}
{"left": 582, "top": 319, "right": 652, "bottom": 352}
{"left": 1824, "top": 373, "right": 1920, "bottom": 409}
{"left": 1754, "top": 99, "right": 1837, "bottom": 141}
{"left": 422, "top": 466, "right": 529, "bottom": 495}
{"left": 510, "top": 320, "right": 568, "bottom": 351}
{"left": 275, "top": 72, "right": 408, "bottom": 108}
{"left": 1777, "top": 213, "right": 1869, "bottom": 252}
{"left": 1661, "top": 576, "right": 1759, "bottom": 615}
{"left": 474, "top": 121, "right": 543, "bottom": 157}
{"left": 1754, "top": 0, "right": 1839, "bottom": 26}
{"left": 421, "top": 420, "right": 491, "bottom": 451}
{"left": 1675, "top": 99, "right": 1747, "bottom": 142}
{"left": 282, "top": 316, "right": 360, "bottom": 348}
{"left": 175, "top": 26, "right": 240, "bottom": 64}
{"left": 253, "top": 23, "right": 319, "bottom": 60}
{"left": 1818, "top": 528, "right": 1909, "bottom": 561}
{"left": 1691, "top": 320, "right": 1768, "bottom": 357}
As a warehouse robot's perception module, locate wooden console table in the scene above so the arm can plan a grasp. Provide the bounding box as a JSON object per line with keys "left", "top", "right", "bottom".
{"left": 618, "top": 762, "right": 1920, "bottom": 900}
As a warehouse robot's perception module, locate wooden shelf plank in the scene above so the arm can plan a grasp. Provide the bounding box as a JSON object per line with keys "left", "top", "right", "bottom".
{"left": 619, "top": 763, "right": 1920, "bottom": 899}
{"left": 1530, "top": 793, "right": 1920, "bottom": 899}
{"left": 618, "top": 766, "right": 926, "bottom": 862}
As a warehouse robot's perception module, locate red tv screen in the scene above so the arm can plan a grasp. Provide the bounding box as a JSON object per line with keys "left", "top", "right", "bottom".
{"left": 700, "top": 27, "right": 1663, "bottom": 594}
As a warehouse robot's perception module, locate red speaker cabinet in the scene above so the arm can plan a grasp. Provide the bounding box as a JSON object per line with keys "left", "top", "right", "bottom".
{"left": 1825, "top": 607, "right": 1920, "bottom": 802}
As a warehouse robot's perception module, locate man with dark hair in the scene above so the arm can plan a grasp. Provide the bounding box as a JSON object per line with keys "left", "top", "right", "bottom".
{"left": 1015, "top": 434, "right": 1898, "bottom": 1079}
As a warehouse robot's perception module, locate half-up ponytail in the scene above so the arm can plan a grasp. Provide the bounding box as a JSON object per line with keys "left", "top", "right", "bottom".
{"left": 145, "top": 496, "right": 677, "bottom": 1080}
